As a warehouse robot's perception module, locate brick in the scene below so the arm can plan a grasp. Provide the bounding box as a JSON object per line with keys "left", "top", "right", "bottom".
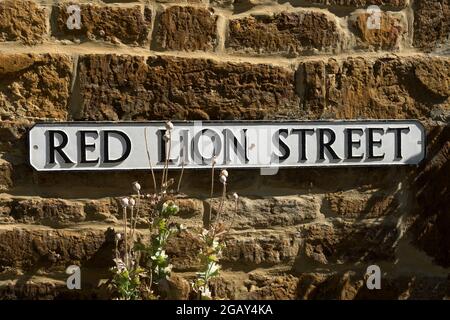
{"left": 0, "top": 0, "right": 47, "bottom": 44}
{"left": 413, "top": 0, "right": 450, "bottom": 51}
{"left": 154, "top": 6, "right": 217, "bottom": 51}
{"left": 0, "top": 54, "right": 73, "bottom": 121}
{"left": 77, "top": 54, "right": 300, "bottom": 120}
{"left": 350, "top": 11, "right": 405, "bottom": 50}
{"left": 53, "top": 3, "right": 151, "bottom": 45}
{"left": 297, "top": 56, "right": 450, "bottom": 120}
{"left": 227, "top": 11, "right": 342, "bottom": 56}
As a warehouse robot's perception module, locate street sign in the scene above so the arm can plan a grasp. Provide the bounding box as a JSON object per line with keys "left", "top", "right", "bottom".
{"left": 29, "top": 121, "right": 426, "bottom": 171}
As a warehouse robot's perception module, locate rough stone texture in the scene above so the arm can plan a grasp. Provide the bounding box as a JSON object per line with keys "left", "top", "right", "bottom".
{"left": 297, "top": 220, "right": 399, "bottom": 266}
{"left": 0, "top": 226, "right": 115, "bottom": 271}
{"left": 227, "top": 11, "right": 342, "bottom": 56}
{"left": 215, "top": 0, "right": 408, "bottom": 8}
{"left": 0, "top": 160, "right": 13, "bottom": 191}
{"left": 0, "top": 0, "right": 449, "bottom": 301}
{"left": 244, "top": 273, "right": 299, "bottom": 299}
{"left": 9, "top": 199, "right": 86, "bottom": 227}
{"left": 411, "top": 124, "right": 450, "bottom": 267}
{"left": 289, "top": 0, "right": 407, "bottom": 7}
{"left": 154, "top": 6, "right": 217, "bottom": 51}
{"left": 413, "top": 0, "right": 450, "bottom": 52}
{"left": 297, "top": 271, "right": 450, "bottom": 300}
{"left": 0, "top": 54, "right": 73, "bottom": 121}
{"left": 212, "top": 0, "right": 277, "bottom": 8}
{"left": 297, "top": 56, "right": 450, "bottom": 119}
{"left": 53, "top": 3, "right": 151, "bottom": 45}
{"left": 0, "top": 0, "right": 47, "bottom": 45}
{"left": 323, "top": 191, "right": 399, "bottom": 219}
{"left": 223, "top": 230, "right": 299, "bottom": 266}
{"left": 209, "top": 195, "right": 320, "bottom": 229}
{"left": 77, "top": 55, "right": 300, "bottom": 121}
{"left": 350, "top": 11, "right": 405, "bottom": 51}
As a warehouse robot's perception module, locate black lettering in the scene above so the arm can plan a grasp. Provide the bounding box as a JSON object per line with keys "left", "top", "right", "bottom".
{"left": 223, "top": 129, "right": 249, "bottom": 164}
{"left": 79, "top": 130, "right": 99, "bottom": 164}
{"left": 48, "top": 130, "right": 73, "bottom": 164}
{"left": 367, "top": 128, "right": 385, "bottom": 160}
{"left": 272, "top": 129, "right": 290, "bottom": 162}
{"left": 387, "top": 127, "right": 410, "bottom": 159}
{"left": 318, "top": 128, "right": 340, "bottom": 160}
{"left": 192, "top": 129, "right": 222, "bottom": 165}
{"left": 291, "top": 128, "right": 314, "bottom": 161}
{"left": 102, "top": 130, "right": 131, "bottom": 163}
{"left": 345, "top": 128, "right": 364, "bottom": 160}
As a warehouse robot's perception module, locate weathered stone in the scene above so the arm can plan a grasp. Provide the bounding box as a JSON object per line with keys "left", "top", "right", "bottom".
{"left": 297, "top": 220, "right": 398, "bottom": 266}
{"left": 78, "top": 55, "right": 300, "bottom": 121}
{"left": 0, "top": 0, "right": 47, "bottom": 44}
{"left": 211, "top": 0, "right": 277, "bottom": 8}
{"left": 223, "top": 230, "right": 299, "bottom": 266}
{"left": 286, "top": 0, "right": 407, "bottom": 6}
{"left": 209, "top": 195, "right": 320, "bottom": 229}
{"left": 411, "top": 124, "right": 450, "bottom": 267}
{"left": 0, "top": 121, "right": 29, "bottom": 158}
{"left": 323, "top": 191, "right": 399, "bottom": 219}
{"left": 414, "top": 60, "right": 450, "bottom": 98}
{"left": 297, "top": 271, "right": 450, "bottom": 300}
{"left": 0, "top": 54, "right": 72, "bottom": 121}
{"left": 154, "top": 6, "right": 217, "bottom": 51}
{"left": 208, "top": 275, "right": 240, "bottom": 299}
{"left": 174, "top": 198, "right": 203, "bottom": 218}
{"left": 166, "top": 231, "right": 203, "bottom": 270}
{"left": 53, "top": 3, "right": 151, "bottom": 45}
{"left": 158, "top": 274, "right": 191, "bottom": 300}
{"left": 245, "top": 273, "right": 299, "bottom": 299}
{"left": 10, "top": 198, "right": 86, "bottom": 226}
{"left": 227, "top": 11, "right": 341, "bottom": 56}
{"left": 350, "top": 11, "right": 405, "bottom": 50}
{"left": 0, "top": 226, "right": 115, "bottom": 270}
{"left": 413, "top": 0, "right": 450, "bottom": 51}
{"left": 0, "top": 160, "right": 13, "bottom": 191}
{"left": 297, "top": 56, "right": 450, "bottom": 120}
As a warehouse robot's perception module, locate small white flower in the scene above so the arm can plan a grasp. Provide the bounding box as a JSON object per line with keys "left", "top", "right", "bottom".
{"left": 220, "top": 169, "right": 228, "bottom": 178}
{"left": 209, "top": 262, "right": 220, "bottom": 275}
{"left": 233, "top": 192, "right": 239, "bottom": 200}
{"left": 165, "top": 121, "right": 174, "bottom": 131}
{"left": 212, "top": 239, "right": 220, "bottom": 250}
{"left": 132, "top": 181, "right": 141, "bottom": 193}
{"left": 163, "top": 264, "right": 173, "bottom": 274}
{"left": 200, "top": 286, "right": 212, "bottom": 299}
{"left": 219, "top": 175, "right": 227, "bottom": 184}
{"left": 120, "top": 197, "right": 129, "bottom": 208}
{"left": 129, "top": 198, "right": 136, "bottom": 207}
{"left": 113, "top": 258, "right": 126, "bottom": 272}
{"left": 115, "top": 233, "right": 122, "bottom": 241}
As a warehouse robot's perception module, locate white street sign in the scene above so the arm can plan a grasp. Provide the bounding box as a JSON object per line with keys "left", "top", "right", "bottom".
{"left": 29, "top": 121, "right": 426, "bottom": 171}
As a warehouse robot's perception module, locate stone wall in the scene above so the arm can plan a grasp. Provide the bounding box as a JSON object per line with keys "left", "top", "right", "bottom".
{"left": 0, "top": 0, "right": 449, "bottom": 299}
